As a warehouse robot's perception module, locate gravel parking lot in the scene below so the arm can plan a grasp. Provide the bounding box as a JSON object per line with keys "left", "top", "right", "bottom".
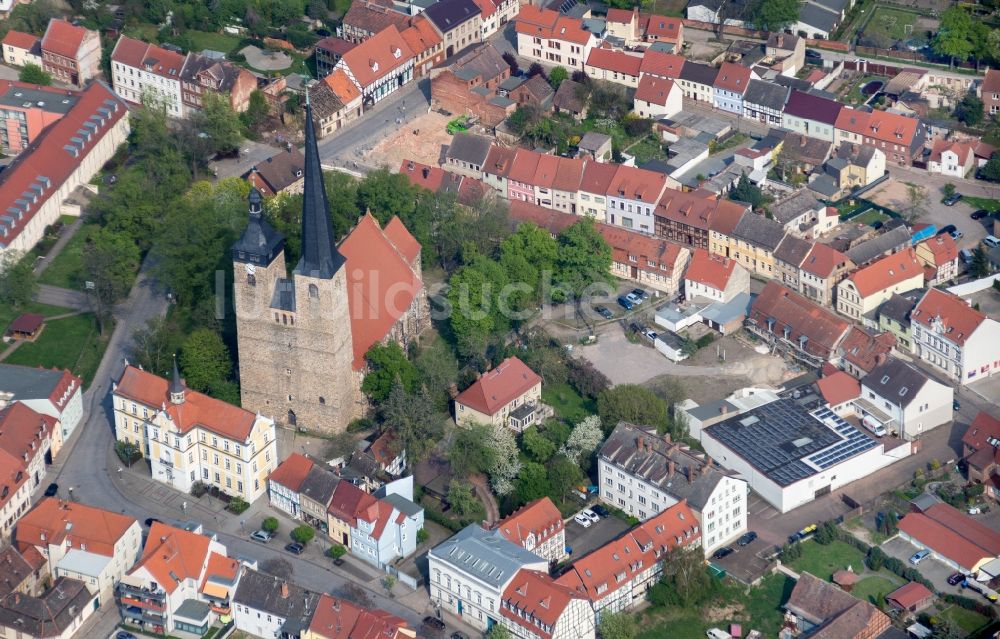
{"left": 563, "top": 511, "right": 631, "bottom": 560}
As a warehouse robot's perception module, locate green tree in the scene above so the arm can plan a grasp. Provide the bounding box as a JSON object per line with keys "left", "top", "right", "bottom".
{"left": 943, "top": 183, "right": 957, "bottom": 198}
{"left": 362, "top": 342, "right": 419, "bottom": 403}
{"left": 970, "top": 246, "right": 991, "bottom": 278}
{"left": 416, "top": 528, "right": 429, "bottom": 544}
{"left": 19, "top": 63, "right": 52, "bottom": 85}
{"left": 506, "top": 106, "right": 538, "bottom": 136}
{"left": 752, "top": 0, "right": 801, "bottom": 31}
{"left": 658, "top": 546, "right": 716, "bottom": 607}
{"left": 555, "top": 218, "right": 613, "bottom": 303}
{"left": 129, "top": 316, "right": 182, "bottom": 377}
{"left": 522, "top": 426, "right": 557, "bottom": 462}
{"left": 0, "top": 252, "right": 38, "bottom": 309}
{"left": 598, "top": 612, "right": 638, "bottom": 639}
{"left": 414, "top": 338, "right": 460, "bottom": 410}
{"left": 729, "top": 174, "right": 765, "bottom": 209}
{"left": 597, "top": 385, "right": 669, "bottom": 433}
{"left": 83, "top": 228, "right": 140, "bottom": 333}
{"left": 514, "top": 461, "right": 552, "bottom": 504}
{"left": 499, "top": 222, "right": 558, "bottom": 313}
{"left": 378, "top": 381, "right": 442, "bottom": 464}
{"left": 179, "top": 328, "right": 233, "bottom": 397}
{"left": 240, "top": 89, "right": 271, "bottom": 132}
{"left": 979, "top": 157, "right": 1000, "bottom": 182}
{"left": 262, "top": 517, "right": 279, "bottom": 534}
{"left": 447, "top": 255, "right": 510, "bottom": 359}
{"left": 934, "top": 7, "right": 975, "bottom": 68}
{"left": 449, "top": 423, "right": 494, "bottom": 478}
{"left": 447, "top": 480, "right": 483, "bottom": 519}
{"left": 291, "top": 525, "right": 315, "bottom": 545}
{"left": 327, "top": 544, "right": 347, "bottom": 558}
{"left": 547, "top": 454, "right": 583, "bottom": 505}
{"left": 485, "top": 625, "right": 512, "bottom": 639}
{"left": 548, "top": 66, "right": 568, "bottom": 90}
{"left": 197, "top": 91, "right": 243, "bottom": 156}
{"left": 954, "top": 94, "right": 984, "bottom": 125}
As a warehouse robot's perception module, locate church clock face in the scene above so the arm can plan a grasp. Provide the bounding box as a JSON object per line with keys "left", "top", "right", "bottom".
{"left": 245, "top": 262, "right": 256, "bottom": 275}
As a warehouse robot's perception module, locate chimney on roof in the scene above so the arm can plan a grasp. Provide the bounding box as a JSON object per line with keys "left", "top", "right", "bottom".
{"left": 719, "top": 404, "right": 729, "bottom": 415}
{"left": 668, "top": 460, "right": 675, "bottom": 477}
{"left": 799, "top": 136, "right": 806, "bottom": 148}
{"left": 637, "top": 436, "right": 645, "bottom": 450}
{"left": 280, "top": 582, "right": 289, "bottom": 598}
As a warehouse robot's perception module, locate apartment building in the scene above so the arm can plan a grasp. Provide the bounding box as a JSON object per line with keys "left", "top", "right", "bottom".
{"left": 40, "top": 20, "right": 100, "bottom": 87}
{"left": 835, "top": 248, "right": 923, "bottom": 322}
{"left": 911, "top": 288, "right": 1000, "bottom": 385}
{"left": 515, "top": 6, "right": 597, "bottom": 71}
{"left": 493, "top": 497, "right": 566, "bottom": 563}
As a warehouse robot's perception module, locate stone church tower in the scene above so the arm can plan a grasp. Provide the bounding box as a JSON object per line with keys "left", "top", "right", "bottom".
{"left": 232, "top": 100, "right": 362, "bottom": 433}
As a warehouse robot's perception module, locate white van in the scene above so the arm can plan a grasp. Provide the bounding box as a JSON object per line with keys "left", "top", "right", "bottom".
{"left": 983, "top": 235, "right": 1000, "bottom": 248}
{"left": 862, "top": 414, "right": 888, "bottom": 437}
{"left": 706, "top": 630, "right": 732, "bottom": 639}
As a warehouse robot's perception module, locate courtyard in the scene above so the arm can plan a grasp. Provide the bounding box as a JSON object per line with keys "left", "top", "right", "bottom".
{"left": 365, "top": 111, "right": 456, "bottom": 169}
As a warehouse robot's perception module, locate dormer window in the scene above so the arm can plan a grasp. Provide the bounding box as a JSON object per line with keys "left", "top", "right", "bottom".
{"left": 392, "top": 47, "right": 401, "bottom": 59}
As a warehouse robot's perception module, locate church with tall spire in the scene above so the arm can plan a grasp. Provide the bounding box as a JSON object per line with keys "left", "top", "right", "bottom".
{"left": 231, "top": 99, "right": 428, "bottom": 433}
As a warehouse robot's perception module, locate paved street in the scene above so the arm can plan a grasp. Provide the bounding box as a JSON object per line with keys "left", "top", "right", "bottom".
{"left": 35, "top": 284, "right": 91, "bottom": 310}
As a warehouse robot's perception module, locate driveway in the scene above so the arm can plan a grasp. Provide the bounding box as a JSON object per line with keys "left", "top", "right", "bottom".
{"left": 563, "top": 512, "right": 630, "bottom": 560}
{"left": 881, "top": 536, "right": 965, "bottom": 596}
{"left": 866, "top": 176, "right": 987, "bottom": 251}
{"left": 240, "top": 45, "right": 292, "bottom": 71}
{"left": 210, "top": 140, "right": 284, "bottom": 180}
{"left": 709, "top": 536, "right": 776, "bottom": 586}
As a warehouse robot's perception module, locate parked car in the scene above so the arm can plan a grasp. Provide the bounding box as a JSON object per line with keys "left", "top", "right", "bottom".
{"left": 285, "top": 542, "right": 305, "bottom": 555}
{"left": 581, "top": 509, "right": 600, "bottom": 523}
{"left": 947, "top": 572, "right": 965, "bottom": 586}
{"left": 737, "top": 531, "right": 758, "bottom": 546}
{"left": 983, "top": 235, "right": 1000, "bottom": 248}
{"left": 591, "top": 504, "right": 610, "bottom": 518}
{"left": 625, "top": 292, "right": 643, "bottom": 305}
{"left": 422, "top": 617, "right": 446, "bottom": 631}
{"left": 706, "top": 629, "right": 732, "bottom": 639}
{"left": 805, "top": 49, "right": 822, "bottom": 59}
{"left": 43, "top": 483, "right": 58, "bottom": 497}
{"left": 943, "top": 193, "right": 962, "bottom": 206}
{"left": 960, "top": 249, "right": 974, "bottom": 265}
{"left": 250, "top": 530, "right": 272, "bottom": 543}
{"left": 950, "top": 230, "right": 963, "bottom": 240}
{"left": 938, "top": 224, "right": 957, "bottom": 236}
{"left": 573, "top": 512, "right": 593, "bottom": 528}
{"left": 617, "top": 295, "right": 634, "bottom": 311}
{"left": 954, "top": 399, "right": 961, "bottom": 411}
{"left": 594, "top": 305, "right": 614, "bottom": 320}
{"left": 116, "top": 632, "right": 138, "bottom": 639}
{"left": 909, "top": 549, "right": 931, "bottom": 565}
{"left": 968, "top": 506, "right": 982, "bottom": 515}
{"left": 712, "top": 546, "right": 734, "bottom": 560}
{"left": 971, "top": 209, "right": 989, "bottom": 220}
{"left": 631, "top": 288, "right": 650, "bottom": 300}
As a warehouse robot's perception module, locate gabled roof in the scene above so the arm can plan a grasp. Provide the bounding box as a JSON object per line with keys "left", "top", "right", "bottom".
{"left": 732, "top": 211, "right": 786, "bottom": 251}
{"left": 449, "top": 43, "right": 507, "bottom": 84}
{"left": 579, "top": 160, "right": 619, "bottom": 193}
{"left": 743, "top": 79, "right": 789, "bottom": 110}
{"left": 898, "top": 503, "right": 1000, "bottom": 571}
{"left": 327, "top": 481, "right": 376, "bottom": 528}
{"left": 962, "top": 411, "right": 1000, "bottom": 454}
{"left": 783, "top": 90, "right": 842, "bottom": 124}
{"left": 515, "top": 7, "right": 592, "bottom": 44}
{"left": 773, "top": 235, "right": 813, "bottom": 269}
{"left": 0, "top": 577, "right": 94, "bottom": 638}
{"left": 234, "top": 568, "right": 320, "bottom": 621}
{"left": 658, "top": 190, "right": 745, "bottom": 232}
{"left": 552, "top": 79, "right": 586, "bottom": 113}
{"left": 839, "top": 326, "right": 895, "bottom": 374}
{"left": 984, "top": 68, "right": 1000, "bottom": 95}
{"left": 400, "top": 17, "right": 443, "bottom": 56}
{"left": 836, "top": 108, "right": 920, "bottom": 147}
{"left": 111, "top": 36, "right": 185, "bottom": 79}
{"left": 315, "top": 36, "right": 357, "bottom": 57}
{"left": 509, "top": 200, "right": 578, "bottom": 234}
{"left": 713, "top": 62, "right": 751, "bottom": 94}
{"left": 399, "top": 158, "right": 446, "bottom": 191}
{"left": 816, "top": 371, "right": 860, "bottom": 406}
{"left": 423, "top": 0, "right": 481, "bottom": 34}
{"left": 446, "top": 132, "right": 493, "bottom": 166}
{"left": 678, "top": 61, "right": 718, "bottom": 86}
{"left": 0, "top": 448, "right": 29, "bottom": 520}
{"left": 600, "top": 223, "right": 686, "bottom": 274}
{"left": 2, "top": 30, "right": 40, "bottom": 51}
{"left": 339, "top": 25, "right": 413, "bottom": 89}
{"left": 608, "top": 165, "right": 667, "bottom": 202}
{"left": 41, "top": 19, "right": 90, "bottom": 60}
{"left": 910, "top": 288, "right": 987, "bottom": 346}
{"left": 0, "top": 403, "right": 55, "bottom": 467}
{"left": 308, "top": 593, "right": 411, "bottom": 639}
{"left": 501, "top": 569, "right": 583, "bottom": 639}
{"left": 299, "top": 465, "right": 341, "bottom": 507}
{"left": 131, "top": 522, "right": 217, "bottom": 595}
{"left": 384, "top": 216, "right": 421, "bottom": 264}
{"left": 250, "top": 149, "right": 306, "bottom": 194}
{"left": 431, "top": 524, "right": 546, "bottom": 589}
{"left": 553, "top": 156, "right": 585, "bottom": 192}
{"left": 861, "top": 356, "right": 932, "bottom": 409}
{"left": 748, "top": 282, "right": 850, "bottom": 359}
{"left": 785, "top": 572, "right": 889, "bottom": 638}
{"left": 639, "top": 50, "right": 685, "bottom": 78}
{"left": 455, "top": 356, "right": 541, "bottom": 416}
{"left": 337, "top": 214, "right": 423, "bottom": 369}
{"left": 268, "top": 453, "right": 314, "bottom": 492}
{"left": 114, "top": 365, "right": 258, "bottom": 441}
{"left": 495, "top": 497, "right": 563, "bottom": 550}
{"left": 843, "top": 247, "right": 921, "bottom": 298}
{"left": 585, "top": 48, "right": 642, "bottom": 76}
{"left": 0, "top": 364, "right": 80, "bottom": 410}
{"left": 916, "top": 234, "right": 957, "bottom": 267}
{"left": 323, "top": 68, "right": 362, "bottom": 105}
{"left": 886, "top": 582, "right": 933, "bottom": 610}
{"left": 16, "top": 498, "right": 137, "bottom": 558}
{"left": 0, "top": 547, "right": 34, "bottom": 599}
{"left": 844, "top": 226, "right": 911, "bottom": 266}
{"left": 635, "top": 75, "right": 676, "bottom": 106}
{"left": 483, "top": 145, "right": 516, "bottom": 178}
{"left": 770, "top": 190, "right": 822, "bottom": 226}
{"left": 643, "top": 14, "right": 683, "bottom": 41}
{"left": 684, "top": 248, "right": 736, "bottom": 291}
{"left": 797, "top": 3, "right": 838, "bottom": 33}
{"left": 877, "top": 290, "right": 922, "bottom": 325}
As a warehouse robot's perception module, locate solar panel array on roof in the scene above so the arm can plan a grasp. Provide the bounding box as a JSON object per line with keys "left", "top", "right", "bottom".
{"left": 704, "top": 398, "right": 876, "bottom": 487}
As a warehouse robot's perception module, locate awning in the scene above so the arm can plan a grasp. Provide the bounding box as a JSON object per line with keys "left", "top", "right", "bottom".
{"left": 201, "top": 582, "right": 230, "bottom": 600}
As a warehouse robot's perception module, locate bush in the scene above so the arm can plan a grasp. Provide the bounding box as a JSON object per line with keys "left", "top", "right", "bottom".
{"left": 190, "top": 481, "right": 209, "bottom": 498}
{"left": 262, "top": 517, "right": 279, "bottom": 534}
{"left": 942, "top": 593, "right": 999, "bottom": 619}
{"left": 567, "top": 358, "right": 610, "bottom": 399}
{"left": 866, "top": 547, "right": 885, "bottom": 571}
{"left": 417, "top": 528, "right": 429, "bottom": 544}
{"left": 424, "top": 507, "right": 463, "bottom": 532}
{"left": 291, "top": 525, "right": 315, "bottom": 545}
{"left": 347, "top": 417, "right": 374, "bottom": 434}
{"left": 114, "top": 440, "right": 142, "bottom": 465}
{"left": 227, "top": 497, "right": 250, "bottom": 514}
{"left": 814, "top": 520, "right": 838, "bottom": 545}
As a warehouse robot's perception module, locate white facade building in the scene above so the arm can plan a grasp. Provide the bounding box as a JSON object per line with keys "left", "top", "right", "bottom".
{"left": 856, "top": 357, "right": 953, "bottom": 441}
{"left": 911, "top": 288, "right": 1000, "bottom": 385}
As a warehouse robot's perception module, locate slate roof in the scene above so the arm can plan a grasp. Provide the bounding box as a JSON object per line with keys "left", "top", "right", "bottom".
{"left": 798, "top": 3, "right": 839, "bottom": 34}
{"left": 678, "top": 61, "right": 718, "bottom": 86}
{"left": 774, "top": 235, "right": 814, "bottom": 268}
{"left": 845, "top": 226, "right": 912, "bottom": 266}
{"left": 749, "top": 281, "right": 850, "bottom": 360}
{"left": 732, "top": 212, "right": 786, "bottom": 251}
{"left": 783, "top": 90, "right": 842, "bottom": 124}
{"left": 234, "top": 569, "right": 319, "bottom": 632}
{"left": 552, "top": 79, "right": 586, "bottom": 113}
{"left": 860, "top": 357, "right": 931, "bottom": 408}
{"left": 424, "top": 0, "right": 481, "bottom": 34}
{"left": 771, "top": 190, "right": 822, "bottom": 226}
{"left": 446, "top": 132, "right": 493, "bottom": 167}
{"left": 249, "top": 149, "right": 305, "bottom": 194}
{"left": 0, "top": 364, "right": 79, "bottom": 408}
{"left": 430, "top": 524, "right": 544, "bottom": 589}
{"left": 0, "top": 577, "right": 94, "bottom": 638}
{"left": 786, "top": 572, "right": 890, "bottom": 638}
{"left": 299, "top": 465, "right": 341, "bottom": 507}
{"left": 599, "top": 422, "right": 736, "bottom": 510}
{"left": 743, "top": 79, "right": 789, "bottom": 111}
{"left": 877, "top": 290, "right": 923, "bottom": 325}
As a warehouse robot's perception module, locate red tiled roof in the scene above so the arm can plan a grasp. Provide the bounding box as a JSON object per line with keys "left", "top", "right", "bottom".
{"left": 748, "top": 282, "right": 850, "bottom": 360}
{"left": 495, "top": 497, "right": 563, "bottom": 550}
{"left": 0, "top": 403, "right": 52, "bottom": 467}
{"left": 508, "top": 148, "right": 542, "bottom": 184}
{"left": 400, "top": 17, "right": 442, "bottom": 56}
{"left": 532, "top": 153, "right": 560, "bottom": 190}
{"left": 898, "top": 502, "right": 1000, "bottom": 571}
{"left": 635, "top": 75, "right": 676, "bottom": 106}
{"left": 41, "top": 19, "right": 89, "bottom": 60}
{"left": 484, "top": 145, "right": 516, "bottom": 178}
{"left": 0, "top": 82, "right": 126, "bottom": 250}
{"left": 844, "top": 247, "right": 921, "bottom": 298}
{"left": 2, "top": 30, "right": 39, "bottom": 51}
{"left": 917, "top": 234, "right": 957, "bottom": 267}
{"left": 929, "top": 138, "right": 974, "bottom": 165}
{"left": 608, "top": 164, "right": 666, "bottom": 202}
{"left": 835, "top": 108, "right": 919, "bottom": 147}
{"left": 816, "top": 371, "right": 860, "bottom": 406}
{"left": 16, "top": 498, "right": 137, "bottom": 558}
{"left": 8, "top": 313, "right": 44, "bottom": 334}
{"left": 984, "top": 68, "right": 1000, "bottom": 94}
{"left": 643, "top": 14, "right": 682, "bottom": 42}
{"left": 556, "top": 501, "right": 700, "bottom": 603}
{"left": 605, "top": 8, "right": 636, "bottom": 23}
{"left": 399, "top": 158, "right": 445, "bottom": 192}
{"left": 910, "top": 288, "right": 986, "bottom": 346}
{"left": 601, "top": 223, "right": 685, "bottom": 275}
{"left": 340, "top": 25, "right": 414, "bottom": 89}
{"left": 639, "top": 50, "right": 685, "bottom": 79}
{"left": 962, "top": 411, "right": 1000, "bottom": 452}
{"left": 327, "top": 481, "right": 376, "bottom": 528}
{"left": 515, "top": 7, "right": 591, "bottom": 44}
{"left": 111, "top": 35, "right": 185, "bottom": 79}
{"left": 316, "top": 36, "right": 357, "bottom": 57}
{"left": 0, "top": 448, "right": 28, "bottom": 516}
{"left": 684, "top": 248, "right": 736, "bottom": 291}
{"left": 133, "top": 522, "right": 214, "bottom": 594}
{"left": 337, "top": 213, "right": 424, "bottom": 370}
{"left": 657, "top": 189, "right": 744, "bottom": 232}
{"left": 309, "top": 593, "right": 411, "bottom": 639}
{"left": 384, "top": 216, "right": 421, "bottom": 265}
{"left": 323, "top": 68, "right": 362, "bottom": 105}
{"left": 367, "top": 430, "right": 400, "bottom": 468}
{"left": 552, "top": 157, "right": 584, "bottom": 192}
{"left": 839, "top": 327, "right": 895, "bottom": 374}
{"left": 268, "top": 453, "right": 314, "bottom": 492}
{"left": 713, "top": 62, "right": 751, "bottom": 94}
{"left": 578, "top": 160, "right": 619, "bottom": 194}
{"left": 115, "top": 365, "right": 258, "bottom": 441}
{"left": 501, "top": 569, "right": 583, "bottom": 639}
{"left": 508, "top": 199, "right": 577, "bottom": 234}
{"left": 585, "top": 48, "right": 642, "bottom": 77}
{"left": 886, "top": 582, "right": 933, "bottom": 610}
{"left": 801, "top": 242, "right": 851, "bottom": 279}
{"left": 455, "top": 356, "right": 541, "bottom": 416}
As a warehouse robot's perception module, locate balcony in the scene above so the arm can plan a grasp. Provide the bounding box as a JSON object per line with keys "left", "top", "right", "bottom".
{"left": 117, "top": 582, "right": 167, "bottom": 604}
{"left": 121, "top": 605, "right": 166, "bottom": 625}
{"left": 119, "top": 595, "right": 166, "bottom": 613}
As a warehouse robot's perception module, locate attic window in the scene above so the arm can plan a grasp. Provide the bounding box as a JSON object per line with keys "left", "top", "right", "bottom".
{"left": 392, "top": 47, "right": 401, "bottom": 59}
{"left": 881, "top": 375, "right": 890, "bottom": 384}
{"left": 371, "top": 60, "right": 379, "bottom": 72}
{"left": 899, "top": 387, "right": 908, "bottom": 397}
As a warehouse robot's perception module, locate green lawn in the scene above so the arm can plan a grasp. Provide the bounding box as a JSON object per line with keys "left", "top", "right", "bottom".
{"left": 850, "top": 209, "right": 891, "bottom": 226}
{"left": 940, "top": 604, "right": 991, "bottom": 634}
{"left": 5, "top": 313, "right": 110, "bottom": 386}
{"left": 628, "top": 136, "right": 669, "bottom": 164}
{"left": 742, "top": 573, "right": 796, "bottom": 636}
{"left": 186, "top": 30, "right": 242, "bottom": 54}
{"left": 865, "top": 6, "right": 920, "bottom": 41}
{"left": 0, "top": 302, "right": 74, "bottom": 334}
{"left": 542, "top": 382, "right": 595, "bottom": 424}
{"left": 851, "top": 575, "right": 897, "bottom": 605}
{"left": 38, "top": 223, "right": 97, "bottom": 290}
{"left": 962, "top": 196, "right": 1000, "bottom": 213}
{"left": 788, "top": 540, "right": 867, "bottom": 582}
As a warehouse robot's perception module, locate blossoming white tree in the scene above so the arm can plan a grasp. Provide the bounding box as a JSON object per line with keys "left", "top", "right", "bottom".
{"left": 561, "top": 415, "right": 603, "bottom": 464}
{"left": 487, "top": 424, "right": 521, "bottom": 496}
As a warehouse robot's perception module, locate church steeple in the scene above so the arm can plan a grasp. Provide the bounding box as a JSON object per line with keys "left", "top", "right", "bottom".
{"left": 232, "top": 188, "right": 284, "bottom": 266}
{"left": 169, "top": 354, "right": 185, "bottom": 405}
{"left": 294, "top": 94, "right": 345, "bottom": 280}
